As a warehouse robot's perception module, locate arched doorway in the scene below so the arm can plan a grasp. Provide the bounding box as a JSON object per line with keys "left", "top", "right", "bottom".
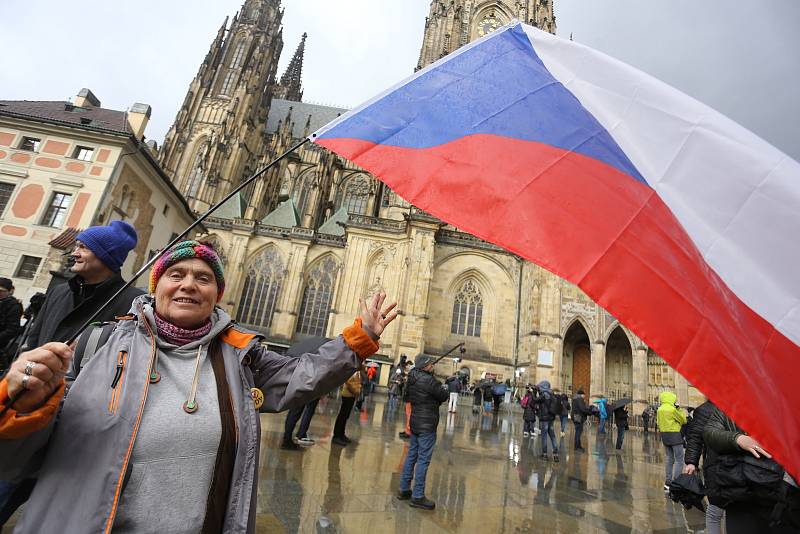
{"left": 605, "top": 326, "right": 633, "bottom": 400}
{"left": 562, "top": 320, "right": 591, "bottom": 397}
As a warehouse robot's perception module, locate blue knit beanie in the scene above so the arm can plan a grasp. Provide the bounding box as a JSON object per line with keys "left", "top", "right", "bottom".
{"left": 76, "top": 221, "right": 138, "bottom": 271}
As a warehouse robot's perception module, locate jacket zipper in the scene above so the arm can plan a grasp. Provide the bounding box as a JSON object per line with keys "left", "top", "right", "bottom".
{"left": 108, "top": 351, "right": 128, "bottom": 415}
{"left": 103, "top": 306, "right": 157, "bottom": 534}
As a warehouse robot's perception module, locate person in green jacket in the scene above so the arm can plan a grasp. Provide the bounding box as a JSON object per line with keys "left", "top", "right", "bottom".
{"left": 656, "top": 391, "right": 687, "bottom": 490}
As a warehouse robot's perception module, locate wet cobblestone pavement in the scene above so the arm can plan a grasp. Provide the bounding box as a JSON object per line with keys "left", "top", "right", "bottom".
{"left": 254, "top": 394, "right": 706, "bottom": 533}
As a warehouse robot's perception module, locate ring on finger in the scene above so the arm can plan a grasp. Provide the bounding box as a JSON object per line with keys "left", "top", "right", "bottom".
{"left": 24, "top": 361, "right": 37, "bottom": 376}
{"left": 21, "top": 374, "right": 30, "bottom": 389}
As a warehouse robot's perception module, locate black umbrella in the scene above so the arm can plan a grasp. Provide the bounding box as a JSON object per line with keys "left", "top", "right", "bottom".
{"left": 610, "top": 398, "right": 632, "bottom": 411}
{"left": 286, "top": 336, "right": 332, "bottom": 357}
{"left": 668, "top": 473, "right": 706, "bottom": 512}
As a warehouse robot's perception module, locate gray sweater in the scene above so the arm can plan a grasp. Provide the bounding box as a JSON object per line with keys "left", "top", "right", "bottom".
{"left": 113, "top": 304, "right": 228, "bottom": 533}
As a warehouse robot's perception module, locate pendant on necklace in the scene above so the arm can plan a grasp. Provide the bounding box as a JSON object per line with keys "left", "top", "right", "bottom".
{"left": 183, "top": 400, "right": 198, "bottom": 414}
{"left": 149, "top": 370, "right": 161, "bottom": 383}
{"left": 251, "top": 388, "right": 264, "bottom": 410}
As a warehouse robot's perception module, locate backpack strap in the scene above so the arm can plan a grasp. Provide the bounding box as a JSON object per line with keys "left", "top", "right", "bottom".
{"left": 72, "top": 322, "right": 117, "bottom": 376}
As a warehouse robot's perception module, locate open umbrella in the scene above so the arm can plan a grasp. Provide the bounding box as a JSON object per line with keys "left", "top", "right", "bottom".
{"left": 610, "top": 398, "right": 632, "bottom": 412}
{"left": 365, "top": 362, "right": 379, "bottom": 368}
{"left": 286, "top": 336, "right": 332, "bottom": 357}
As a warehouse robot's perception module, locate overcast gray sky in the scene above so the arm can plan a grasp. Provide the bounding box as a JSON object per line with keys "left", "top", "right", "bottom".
{"left": 1, "top": 1, "right": 798, "bottom": 160}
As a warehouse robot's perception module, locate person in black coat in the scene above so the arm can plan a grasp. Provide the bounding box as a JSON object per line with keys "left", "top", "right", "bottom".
{"left": 682, "top": 399, "right": 725, "bottom": 533}
{"left": 703, "top": 405, "right": 800, "bottom": 533}
{"left": 24, "top": 221, "right": 142, "bottom": 349}
{"left": 472, "top": 382, "right": 483, "bottom": 414}
{"left": 571, "top": 390, "right": 594, "bottom": 451}
{"left": 0, "top": 278, "right": 23, "bottom": 369}
{"left": 613, "top": 404, "right": 629, "bottom": 450}
{"left": 397, "top": 354, "right": 448, "bottom": 510}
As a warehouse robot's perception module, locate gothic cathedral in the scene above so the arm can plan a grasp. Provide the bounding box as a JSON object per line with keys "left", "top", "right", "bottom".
{"left": 159, "top": 0, "right": 697, "bottom": 411}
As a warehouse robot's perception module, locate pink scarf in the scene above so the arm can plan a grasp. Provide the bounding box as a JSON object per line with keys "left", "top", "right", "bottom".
{"left": 154, "top": 313, "right": 212, "bottom": 346}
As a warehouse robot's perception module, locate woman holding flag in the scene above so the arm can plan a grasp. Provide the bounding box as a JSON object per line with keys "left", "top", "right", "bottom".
{"left": 0, "top": 240, "right": 398, "bottom": 533}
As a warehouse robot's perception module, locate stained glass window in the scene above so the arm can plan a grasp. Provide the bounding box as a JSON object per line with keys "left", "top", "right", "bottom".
{"left": 451, "top": 280, "right": 483, "bottom": 337}
{"left": 237, "top": 248, "right": 284, "bottom": 329}
{"left": 296, "top": 257, "right": 339, "bottom": 337}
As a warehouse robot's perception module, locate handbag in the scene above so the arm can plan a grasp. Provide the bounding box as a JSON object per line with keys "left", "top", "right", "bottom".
{"left": 705, "top": 453, "right": 785, "bottom": 506}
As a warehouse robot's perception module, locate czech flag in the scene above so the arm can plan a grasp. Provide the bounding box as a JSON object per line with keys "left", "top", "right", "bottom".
{"left": 312, "top": 22, "right": 800, "bottom": 477}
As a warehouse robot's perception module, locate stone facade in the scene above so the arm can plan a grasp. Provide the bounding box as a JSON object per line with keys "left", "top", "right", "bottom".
{"left": 0, "top": 89, "right": 197, "bottom": 299}
{"left": 158, "top": 0, "right": 285, "bottom": 214}
{"left": 162, "top": 0, "right": 701, "bottom": 410}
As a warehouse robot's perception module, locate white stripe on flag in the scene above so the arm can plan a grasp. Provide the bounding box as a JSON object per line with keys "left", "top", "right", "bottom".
{"left": 524, "top": 25, "right": 800, "bottom": 346}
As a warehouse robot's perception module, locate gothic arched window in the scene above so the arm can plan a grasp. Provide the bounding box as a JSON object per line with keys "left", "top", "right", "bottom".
{"left": 219, "top": 71, "right": 237, "bottom": 96}
{"left": 230, "top": 40, "right": 246, "bottom": 69}
{"left": 296, "top": 257, "right": 338, "bottom": 337}
{"left": 451, "top": 280, "right": 483, "bottom": 337}
{"left": 292, "top": 174, "right": 313, "bottom": 217}
{"left": 185, "top": 142, "right": 206, "bottom": 198}
{"left": 339, "top": 176, "right": 371, "bottom": 215}
{"left": 237, "top": 248, "right": 284, "bottom": 329}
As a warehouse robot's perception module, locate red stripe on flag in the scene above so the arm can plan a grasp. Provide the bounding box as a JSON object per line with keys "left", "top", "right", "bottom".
{"left": 318, "top": 134, "right": 800, "bottom": 477}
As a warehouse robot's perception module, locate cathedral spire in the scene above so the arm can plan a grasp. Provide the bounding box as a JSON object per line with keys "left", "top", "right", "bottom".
{"left": 277, "top": 32, "right": 306, "bottom": 102}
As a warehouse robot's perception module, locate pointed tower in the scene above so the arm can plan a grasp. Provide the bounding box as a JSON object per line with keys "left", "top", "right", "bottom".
{"left": 416, "top": 0, "right": 555, "bottom": 70}
{"left": 273, "top": 32, "right": 306, "bottom": 102}
{"left": 159, "top": 0, "right": 284, "bottom": 212}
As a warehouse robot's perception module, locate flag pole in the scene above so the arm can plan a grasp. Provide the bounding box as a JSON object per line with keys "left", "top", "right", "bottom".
{"left": 430, "top": 342, "right": 466, "bottom": 367}
{"left": 0, "top": 137, "right": 310, "bottom": 417}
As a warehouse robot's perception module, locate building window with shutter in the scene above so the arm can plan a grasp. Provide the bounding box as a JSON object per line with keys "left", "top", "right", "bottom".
{"left": 15, "top": 255, "right": 42, "bottom": 279}
{"left": 41, "top": 192, "right": 72, "bottom": 227}
{"left": 73, "top": 146, "right": 94, "bottom": 161}
{"left": 18, "top": 136, "right": 41, "bottom": 152}
{"left": 0, "top": 182, "right": 15, "bottom": 217}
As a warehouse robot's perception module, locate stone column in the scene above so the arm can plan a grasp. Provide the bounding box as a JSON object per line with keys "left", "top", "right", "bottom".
{"left": 218, "top": 230, "right": 252, "bottom": 315}
{"left": 632, "top": 347, "right": 648, "bottom": 423}
{"left": 590, "top": 342, "right": 605, "bottom": 399}
{"left": 675, "top": 372, "right": 690, "bottom": 407}
{"left": 270, "top": 239, "right": 310, "bottom": 340}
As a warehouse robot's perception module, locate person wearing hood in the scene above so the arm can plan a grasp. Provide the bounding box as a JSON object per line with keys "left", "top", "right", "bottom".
{"left": 533, "top": 380, "right": 561, "bottom": 462}
{"left": 657, "top": 390, "right": 688, "bottom": 490}
{"left": 594, "top": 395, "right": 609, "bottom": 433}
{"left": 23, "top": 221, "right": 143, "bottom": 350}
{"left": 397, "top": 353, "right": 449, "bottom": 510}
{"left": 0, "top": 240, "right": 398, "bottom": 533}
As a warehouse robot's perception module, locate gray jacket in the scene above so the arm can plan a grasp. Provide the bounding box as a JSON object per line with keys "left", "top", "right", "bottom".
{"left": 0, "top": 297, "right": 361, "bottom": 533}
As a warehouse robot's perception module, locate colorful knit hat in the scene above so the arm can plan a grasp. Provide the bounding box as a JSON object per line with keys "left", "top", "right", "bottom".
{"left": 148, "top": 240, "right": 225, "bottom": 301}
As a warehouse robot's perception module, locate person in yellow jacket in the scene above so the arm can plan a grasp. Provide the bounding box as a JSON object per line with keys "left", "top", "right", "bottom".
{"left": 657, "top": 391, "right": 688, "bottom": 490}
{"left": 332, "top": 369, "right": 363, "bottom": 446}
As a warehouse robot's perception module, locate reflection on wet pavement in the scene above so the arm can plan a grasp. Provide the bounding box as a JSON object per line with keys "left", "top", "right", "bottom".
{"left": 257, "top": 395, "right": 705, "bottom": 533}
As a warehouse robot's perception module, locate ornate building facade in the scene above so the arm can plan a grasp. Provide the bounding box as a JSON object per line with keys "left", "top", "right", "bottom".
{"left": 162, "top": 0, "right": 698, "bottom": 411}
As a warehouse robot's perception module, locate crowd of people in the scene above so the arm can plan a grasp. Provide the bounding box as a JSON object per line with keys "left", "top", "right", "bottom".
{"left": 0, "top": 221, "right": 798, "bottom": 532}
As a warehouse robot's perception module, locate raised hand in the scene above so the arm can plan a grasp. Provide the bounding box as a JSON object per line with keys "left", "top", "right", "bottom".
{"left": 4, "top": 342, "right": 73, "bottom": 413}
{"left": 735, "top": 434, "right": 772, "bottom": 459}
{"left": 359, "top": 292, "right": 398, "bottom": 337}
